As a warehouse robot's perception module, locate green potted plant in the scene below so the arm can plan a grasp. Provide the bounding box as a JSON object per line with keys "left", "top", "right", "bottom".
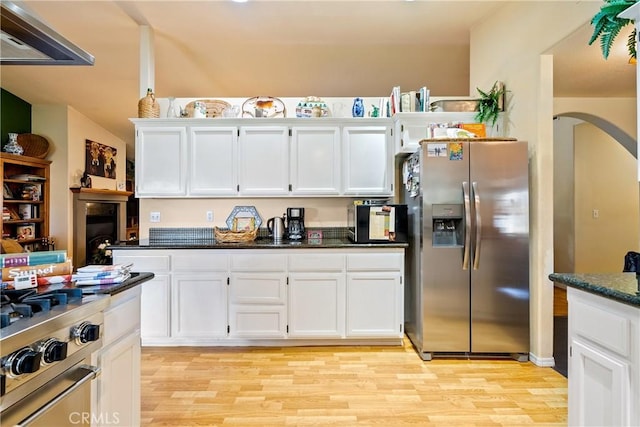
{"left": 474, "top": 81, "right": 505, "bottom": 128}
{"left": 589, "top": 0, "right": 638, "bottom": 60}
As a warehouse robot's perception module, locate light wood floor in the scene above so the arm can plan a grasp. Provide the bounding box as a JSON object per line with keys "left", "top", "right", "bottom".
{"left": 140, "top": 337, "right": 567, "bottom": 426}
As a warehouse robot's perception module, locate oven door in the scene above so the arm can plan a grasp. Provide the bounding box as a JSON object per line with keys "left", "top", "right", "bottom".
{"left": 1, "top": 361, "right": 99, "bottom": 426}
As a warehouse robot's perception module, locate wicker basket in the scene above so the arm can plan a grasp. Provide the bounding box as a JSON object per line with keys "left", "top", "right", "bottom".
{"left": 17, "top": 134, "right": 50, "bottom": 159}
{"left": 138, "top": 89, "right": 160, "bottom": 118}
{"left": 214, "top": 227, "right": 258, "bottom": 243}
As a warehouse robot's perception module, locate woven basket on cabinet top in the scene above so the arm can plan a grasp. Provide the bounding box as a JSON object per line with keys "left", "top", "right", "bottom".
{"left": 17, "top": 134, "right": 50, "bottom": 159}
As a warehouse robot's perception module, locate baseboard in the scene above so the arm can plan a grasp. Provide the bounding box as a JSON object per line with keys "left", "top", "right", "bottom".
{"left": 529, "top": 352, "right": 556, "bottom": 367}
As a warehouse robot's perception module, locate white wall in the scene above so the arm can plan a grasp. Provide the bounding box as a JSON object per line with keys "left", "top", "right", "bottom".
{"left": 32, "top": 105, "right": 127, "bottom": 265}
{"left": 139, "top": 197, "right": 355, "bottom": 237}
{"left": 469, "top": 1, "right": 600, "bottom": 365}
{"left": 574, "top": 122, "right": 640, "bottom": 271}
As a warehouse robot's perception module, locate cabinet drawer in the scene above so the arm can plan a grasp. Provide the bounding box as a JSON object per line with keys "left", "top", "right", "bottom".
{"left": 570, "top": 293, "right": 631, "bottom": 357}
{"left": 346, "top": 253, "right": 403, "bottom": 271}
{"left": 114, "top": 255, "right": 170, "bottom": 272}
{"left": 230, "top": 273, "right": 286, "bottom": 304}
{"left": 173, "top": 253, "right": 228, "bottom": 272}
{"left": 230, "top": 254, "right": 287, "bottom": 271}
{"left": 288, "top": 254, "right": 344, "bottom": 272}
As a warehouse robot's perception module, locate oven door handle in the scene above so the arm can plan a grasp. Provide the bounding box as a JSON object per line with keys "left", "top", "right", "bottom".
{"left": 16, "top": 365, "right": 100, "bottom": 427}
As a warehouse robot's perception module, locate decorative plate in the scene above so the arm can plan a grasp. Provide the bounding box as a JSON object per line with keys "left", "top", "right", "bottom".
{"left": 241, "top": 96, "right": 286, "bottom": 118}
{"left": 226, "top": 206, "right": 262, "bottom": 231}
{"left": 185, "top": 99, "right": 231, "bottom": 118}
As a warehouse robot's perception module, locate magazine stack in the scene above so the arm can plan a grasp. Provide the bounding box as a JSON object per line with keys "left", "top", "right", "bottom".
{"left": 0, "top": 250, "right": 72, "bottom": 287}
{"left": 73, "top": 263, "right": 133, "bottom": 286}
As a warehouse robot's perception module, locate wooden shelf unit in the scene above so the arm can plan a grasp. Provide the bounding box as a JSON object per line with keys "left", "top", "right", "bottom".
{"left": 1, "top": 153, "right": 51, "bottom": 251}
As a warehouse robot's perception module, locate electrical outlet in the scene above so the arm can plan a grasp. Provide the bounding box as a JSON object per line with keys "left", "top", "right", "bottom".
{"left": 592, "top": 209, "right": 599, "bottom": 219}
{"left": 206, "top": 211, "right": 214, "bottom": 222}
{"left": 150, "top": 211, "right": 161, "bottom": 223}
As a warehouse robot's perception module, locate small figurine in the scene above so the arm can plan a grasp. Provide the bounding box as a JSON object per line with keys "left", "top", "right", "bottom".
{"left": 80, "top": 171, "right": 92, "bottom": 188}
{"left": 370, "top": 105, "right": 380, "bottom": 118}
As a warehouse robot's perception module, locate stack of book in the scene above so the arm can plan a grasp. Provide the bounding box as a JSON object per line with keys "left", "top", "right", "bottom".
{"left": 1, "top": 250, "right": 72, "bottom": 286}
{"left": 388, "top": 86, "right": 430, "bottom": 116}
{"left": 73, "top": 263, "right": 133, "bottom": 286}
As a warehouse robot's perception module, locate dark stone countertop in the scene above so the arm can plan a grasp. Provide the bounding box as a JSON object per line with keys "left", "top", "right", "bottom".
{"left": 109, "top": 238, "right": 408, "bottom": 250}
{"left": 549, "top": 272, "right": 640, "bottom": 308}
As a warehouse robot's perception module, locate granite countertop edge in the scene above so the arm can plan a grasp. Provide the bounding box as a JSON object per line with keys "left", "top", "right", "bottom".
{"left": 108, "top": 239, "right": 408, "bottom": 250}
{"left": 549, "top": 272, "right": 640, "bottom": 308}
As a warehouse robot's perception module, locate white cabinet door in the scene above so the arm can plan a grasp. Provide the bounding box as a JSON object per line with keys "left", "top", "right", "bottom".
{"left": 94, "top": 331, "right": 141, "bottom": 427}
{"left": 238, "top": 126, "right": 289, "bottom": 195}
{"left": 229, "top": 272, "right": 287, "bottom": 338}
{"left": 289, "top": 273, "right": 345, "bottom": 338}
{"left": 189, "top": 126, "right": 238, "bottom": 196}
{"left": 290, "top": 126, "right": 341, "bottom": 195}
{"left": 135, "top": 126, "right": 187, "bottom": 197}
{"left": 140, "top": 275, "right": 171, "bottom": 340}
{"left": 342, "top": 126, "right": 392, "bottom": 196}
{"left": 394, "top": 120, "right": 428, "bottom": 154}
{"left": 346, "top": 272, "right": 402, "bottom": 338}
{"left": 172, "top": 273, "right": 228, "bottom": 339}
{"left": 569, "top": 338, "right": 630, "bottom": 427}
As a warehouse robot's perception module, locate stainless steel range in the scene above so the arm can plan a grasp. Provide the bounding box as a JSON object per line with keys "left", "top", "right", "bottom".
{"left": 0, "top": 287, "right": 109, "bottom": 426}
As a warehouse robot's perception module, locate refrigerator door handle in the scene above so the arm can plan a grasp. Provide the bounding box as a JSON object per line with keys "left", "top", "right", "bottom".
{"left": 462, "top": 181, "right": 471, "bottom": 270}
{"left": 472, "top": 181, "right": 482, "bottom": 270}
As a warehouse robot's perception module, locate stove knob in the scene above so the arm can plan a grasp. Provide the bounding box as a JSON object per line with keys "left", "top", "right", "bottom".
{"left": 39, "top": 338, "right": 68, "bottom": 364}
{"left": 4, "top": 348, "right": 42, "bottom": 377}
{"left": 72, "top": 322, "right": 101, "bottom": 345}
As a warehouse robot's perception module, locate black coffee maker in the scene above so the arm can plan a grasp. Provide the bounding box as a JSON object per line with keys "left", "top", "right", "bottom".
{"left": 285, "top": 207, "right": 305, "bottom": 240}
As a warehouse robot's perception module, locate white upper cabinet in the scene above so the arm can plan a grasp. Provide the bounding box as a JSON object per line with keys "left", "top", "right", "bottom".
{"left": 342, "top": 125, "right": 392, "bottom": 196}
{"left": 132, "top": 118, "right": 393, "bottom": 198}
{"left": 135, "top": 126, "right": 187, "bottom": 197}
{"left": 238, "top": 126, "right": 290, "bottom": 196}
{"left": 290, "top": 126, "right": 341, "bottom": 195}
{"left": 188, "top": 126, "right": 238, "bottom": 196}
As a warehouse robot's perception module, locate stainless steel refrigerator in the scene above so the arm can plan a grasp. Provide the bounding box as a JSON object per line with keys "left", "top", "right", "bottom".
{"left": 401, "top": 139, "right": 529, "bottom": 361}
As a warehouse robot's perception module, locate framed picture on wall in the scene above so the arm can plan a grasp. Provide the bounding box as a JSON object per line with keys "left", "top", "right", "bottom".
{"left": 85, "top": 139, "right": 117, "bottom": 179}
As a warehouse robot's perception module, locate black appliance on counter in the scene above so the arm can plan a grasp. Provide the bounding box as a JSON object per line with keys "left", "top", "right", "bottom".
{"left": 348, "top": 201, "right": 408, "bottom": 243}
{"left": 285, "top": 207, "right": 305, "bottom": 240}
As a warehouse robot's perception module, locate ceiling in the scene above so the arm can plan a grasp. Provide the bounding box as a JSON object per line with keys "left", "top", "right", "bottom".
{"left": 0, "top": 1, "right": 636, "bottom": 160}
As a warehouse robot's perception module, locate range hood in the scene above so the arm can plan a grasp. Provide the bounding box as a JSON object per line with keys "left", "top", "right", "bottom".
{"left": 0, "top": 1, "right": 94, "bottom": 65}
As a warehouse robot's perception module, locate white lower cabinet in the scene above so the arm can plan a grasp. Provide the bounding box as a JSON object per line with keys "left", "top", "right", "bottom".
{"left": 92, "top": 286, "right": 141, "bottom": 427}
{"left": 288, "top": 253, "right": 345, "bottom": 338}
{"left": 288, "top": 273, "right": 345, "bottom": 338}
{"left": 229, "top": 252, "right": 288, "bottom": 338}
{"left": 140, "top": 275, "right": 171, "bottom": 341}
{"left": 112, "top": 248, "right": 404, "bottom": 345}
{"left": 346, "top": 272, "right": 402, "bottom": 337}
{"left": 172, "top": 252, "right": 228, "bottom": 340}
{"left": 172, "top": 273, "right": 228, "bottom": 339}
{"left": 567, "top": 287, "right": 639, "bottom": 427}
{"left": 346, "top": 253, "right": 404, "bottom": 338}
{"left": 229, "top": 272, "right": 287, "bottom": 338}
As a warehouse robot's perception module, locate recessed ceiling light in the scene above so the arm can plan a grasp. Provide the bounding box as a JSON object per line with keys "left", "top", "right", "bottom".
{"left": 231, "top": 0, "right": 248, "bottom": 3}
